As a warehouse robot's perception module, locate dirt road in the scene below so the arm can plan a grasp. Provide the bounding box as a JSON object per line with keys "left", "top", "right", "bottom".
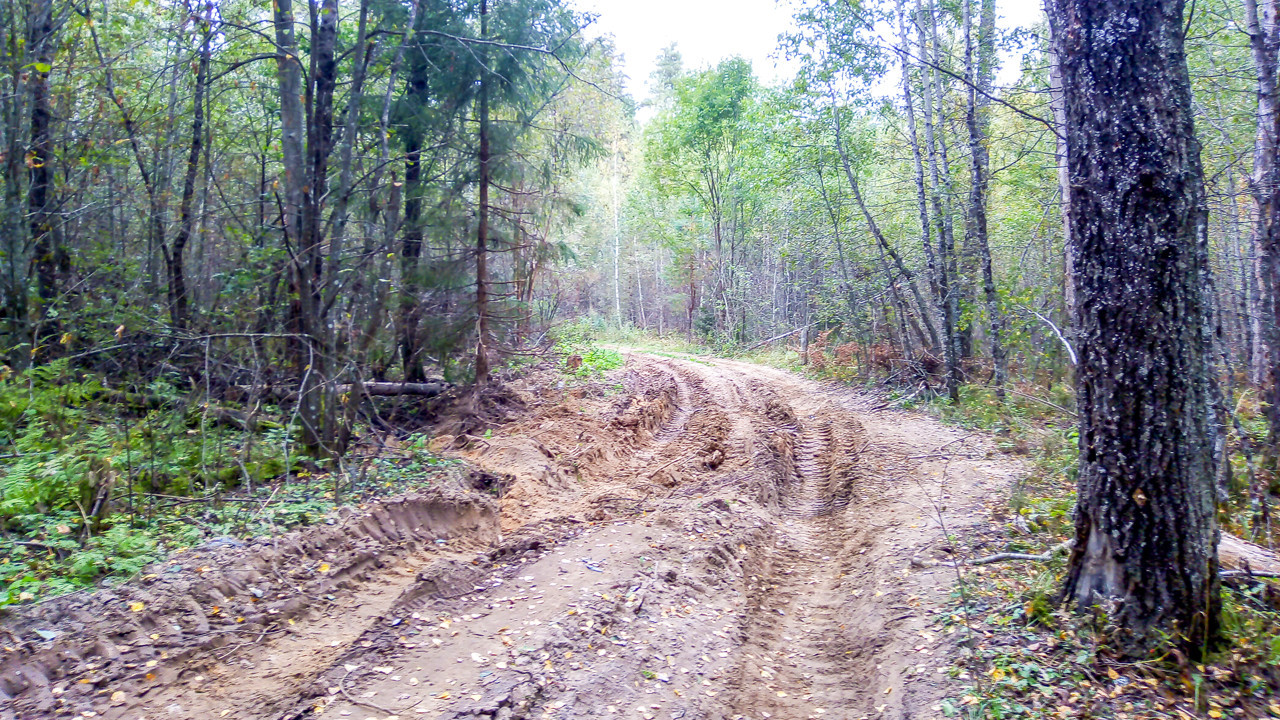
{"left": 1, "top": 352, "right": 1023, "bottom": 720}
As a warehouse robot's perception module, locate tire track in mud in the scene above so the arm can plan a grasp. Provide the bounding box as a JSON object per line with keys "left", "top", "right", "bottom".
{"left": 627, "top": 361, "right": 744, "bottom": 491}
{"left": 712, "top": 383, "right": 867, "bottom": 719}
{"left": 6, "top": 352, "right": 1022, "bottom": 720}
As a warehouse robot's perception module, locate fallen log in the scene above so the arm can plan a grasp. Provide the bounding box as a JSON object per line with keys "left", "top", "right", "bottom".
{"left": 338, "top": 381, "right": 449, "bottom": 397}
{"left": 744, "top": 324, "right": 812, "bottom": 352}
{"left": 224, "top": 380, "right": 450, "bottom": 403}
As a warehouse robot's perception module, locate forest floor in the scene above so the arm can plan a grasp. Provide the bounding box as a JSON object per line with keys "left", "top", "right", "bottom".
{"left": 1, "top": 349, "right": 1025, "bottom": 719}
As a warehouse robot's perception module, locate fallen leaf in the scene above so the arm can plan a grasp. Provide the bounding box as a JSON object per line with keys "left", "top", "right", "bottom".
{"left": 129, "top": 601, "right": 145, "bottom": 612}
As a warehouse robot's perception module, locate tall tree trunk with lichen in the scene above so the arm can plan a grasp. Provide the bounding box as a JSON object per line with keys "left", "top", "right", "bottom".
{"left": 1049, "top": 0, "right": 1221, "bottom": 657}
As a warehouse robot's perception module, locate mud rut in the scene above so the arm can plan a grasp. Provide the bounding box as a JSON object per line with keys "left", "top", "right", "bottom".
{"left": 2, "top": 353, "right": 1022, "bottom": 720}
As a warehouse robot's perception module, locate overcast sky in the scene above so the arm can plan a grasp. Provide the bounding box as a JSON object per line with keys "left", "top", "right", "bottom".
{"left": 576, "top": 0, "right": 1047, "bottom": 101}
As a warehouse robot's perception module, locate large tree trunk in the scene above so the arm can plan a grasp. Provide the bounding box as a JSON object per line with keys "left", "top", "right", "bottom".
{"left": 275, "top": 0, "right": 339, "bottom": 456}
{"left": 1243, "top": 0, "right": 1280, "bottom": 466}
{"left": 1049, "top": 0, "right": 1221, "bottom": 656}
{"left": 474, "top": 0, "right": 492, "bottom": 385}
{"left": 963, "top": 0, "right": 1005, "bottom": 398}
{"left": 27, "top": 0, "right": 57, "bottom": 352}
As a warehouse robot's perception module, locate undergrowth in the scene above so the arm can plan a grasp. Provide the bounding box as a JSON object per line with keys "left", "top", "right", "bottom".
{"left": 0, "top": 360, "right": 457, "bottom": 606}
{"left": 918, "top": 389, "right": 1280, "bottom": 719}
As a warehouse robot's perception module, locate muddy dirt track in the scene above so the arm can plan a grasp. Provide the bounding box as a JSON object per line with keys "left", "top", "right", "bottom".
{"left": 1, "top": 352, "right": 1024, "bottom": 720}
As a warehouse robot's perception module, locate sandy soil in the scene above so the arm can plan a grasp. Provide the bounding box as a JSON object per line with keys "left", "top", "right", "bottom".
{"left": 1, "top": 352, "right": 1027, "bottom": 720}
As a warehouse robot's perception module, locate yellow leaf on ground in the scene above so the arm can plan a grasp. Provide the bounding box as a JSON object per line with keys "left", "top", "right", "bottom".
{"left": 129, "top": 601, "right": 145, "bottom": 612}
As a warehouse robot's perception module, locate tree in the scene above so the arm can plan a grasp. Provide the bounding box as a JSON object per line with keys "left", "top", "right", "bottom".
{"left": 273, "top": 0, "right": 342, "bottom": 455}
{"left": 27, "top": 0, "right": 58, "bottom": 354}
{"left": 650, "top": 57, "right": 757, "bottom": 339}
{"left": 918, "top": 0, "right": 964, "bottom": 400}
{"left": 1048, "top": 0, "right": 1221, "bottom": 655}
{"left": 165, "top": 2, "right": 214, "bottom": 330}
{"left": 1242, "top": 0, "right": 1280, "bottom": 466}
{"left": 962, "top": 0, "right": 1005, "bottom": 398}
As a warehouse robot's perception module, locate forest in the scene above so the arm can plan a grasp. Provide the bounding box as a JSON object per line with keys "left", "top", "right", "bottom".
{"left": 2, "top": 0, "right": 1280, "bottom": 717}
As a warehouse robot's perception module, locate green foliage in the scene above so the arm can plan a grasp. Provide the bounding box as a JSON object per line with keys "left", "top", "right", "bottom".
{"left": 0, "top": 359, "right": 462, "bottom": 604}
{"left": 552, "top": 319, "right": 625, "bottom": 378}
{"left": 0, "top": 518, "right": 159, "bottom": 606}
{"left": 569, "top": 347, "right": 624, "bottom": 378}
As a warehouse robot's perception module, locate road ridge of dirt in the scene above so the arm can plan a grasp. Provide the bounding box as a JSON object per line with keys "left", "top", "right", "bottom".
{"left": 2, "top": 352, "right": 1026, "bottom": 720}
{"left": 0, "top": 487, "right": 500, "bottom": 718}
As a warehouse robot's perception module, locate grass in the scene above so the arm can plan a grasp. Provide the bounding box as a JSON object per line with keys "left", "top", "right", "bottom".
{"left": 555, "top": 317, "right": 712, "bottom": 356}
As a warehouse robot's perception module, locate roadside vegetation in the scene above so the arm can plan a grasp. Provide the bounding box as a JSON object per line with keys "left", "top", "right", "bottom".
{"left": 0, "top": 359, "right": 462, "bottom": 606}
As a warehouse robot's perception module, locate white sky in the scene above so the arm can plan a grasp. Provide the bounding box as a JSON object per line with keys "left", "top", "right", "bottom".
{"left": 577, "top": 0, "right": 1047, "bottom": 101}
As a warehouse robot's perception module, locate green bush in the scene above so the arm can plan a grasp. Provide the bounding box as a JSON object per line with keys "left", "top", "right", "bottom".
{"left": 569, "top": 347, "right": 624, "bottom": 377}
